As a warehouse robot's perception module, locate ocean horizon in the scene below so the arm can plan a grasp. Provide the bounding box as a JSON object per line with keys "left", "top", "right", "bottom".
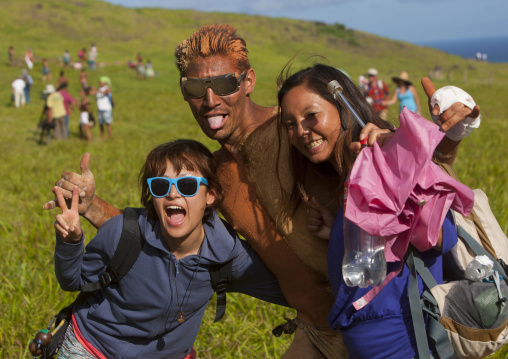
{"left": 418, "top": 35, "right": 508, "bottom": 63}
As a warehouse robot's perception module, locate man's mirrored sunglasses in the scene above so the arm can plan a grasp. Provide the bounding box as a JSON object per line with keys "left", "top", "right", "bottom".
{"left": 181, "top": 71, "right": 247, "bottom": 99}
{"left": 147, "top": 176, "right": 209, "bottom": 197}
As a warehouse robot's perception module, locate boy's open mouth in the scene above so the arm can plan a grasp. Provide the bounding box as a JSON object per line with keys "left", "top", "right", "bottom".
{"left": 166, "top": 206, "right": 186, "bottom": 225}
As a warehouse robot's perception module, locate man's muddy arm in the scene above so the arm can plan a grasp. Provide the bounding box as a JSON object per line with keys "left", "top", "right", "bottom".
{"left": 43, "top": 153, "right": 123, "bottom": 229}
{"left": 81, "top": 195, "right": 123, "bottom": 229}
{"left": 433, "top": 137, "right": 461, "bottom": 167}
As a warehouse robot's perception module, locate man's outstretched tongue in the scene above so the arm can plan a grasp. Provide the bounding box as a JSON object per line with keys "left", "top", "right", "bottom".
{"left": 208, "top": 115, "right": 226, "bottom": 130}
{"left": 168, "top": 208, "right": 185, "bottom": 225}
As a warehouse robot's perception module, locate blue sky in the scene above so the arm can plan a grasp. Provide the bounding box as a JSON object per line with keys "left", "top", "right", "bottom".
{"left": 103, "top": 0, "right": 508, "bottom": 44}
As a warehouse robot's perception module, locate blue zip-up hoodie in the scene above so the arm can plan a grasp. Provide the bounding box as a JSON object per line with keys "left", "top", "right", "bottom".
{"left": 55, "top": 209, "right": 288, "bottom": 359}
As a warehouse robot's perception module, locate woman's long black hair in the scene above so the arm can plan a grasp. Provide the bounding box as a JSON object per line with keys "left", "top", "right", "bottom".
{"left": 276, "top": 61, "right": 393, "bottom": 220}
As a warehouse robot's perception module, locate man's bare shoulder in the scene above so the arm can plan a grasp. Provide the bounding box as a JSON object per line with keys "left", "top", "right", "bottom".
{"left": 256, "top": 104, "right": 278, "bottom": 124}
{"left": 213, "top": 147, "right": 234, "bottom": 165}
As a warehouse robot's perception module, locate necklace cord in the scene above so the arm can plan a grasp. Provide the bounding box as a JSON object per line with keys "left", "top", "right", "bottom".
{"left": 173, "top": 239, "right": 204, "bottom": 323}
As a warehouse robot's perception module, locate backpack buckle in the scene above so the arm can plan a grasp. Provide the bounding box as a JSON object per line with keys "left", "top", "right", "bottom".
{"left": 215, "top": 279, "right": 229, "bottom": 293}
{"left": 98, "top": 272, "right": 112, "bottom": 287}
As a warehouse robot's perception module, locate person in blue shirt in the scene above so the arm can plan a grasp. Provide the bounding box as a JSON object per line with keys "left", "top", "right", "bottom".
{"left": 382, "top": 71, "right": 421, "bottom": 115}
{"left": 52, "top": 139, "right": 287, "bottom": 359}
{"left": 275, "top": 64, "right": 475, "bottom": 358}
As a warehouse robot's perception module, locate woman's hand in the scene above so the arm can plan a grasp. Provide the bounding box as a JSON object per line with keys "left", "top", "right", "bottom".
{"left": 306, "top": 196, "right": 334, "bottom": 240}
{"left": 54, "top": 186, "right": 82, "bottom": 243}
{"left": 349, "top": 123, "right": 394, "bottom": 154}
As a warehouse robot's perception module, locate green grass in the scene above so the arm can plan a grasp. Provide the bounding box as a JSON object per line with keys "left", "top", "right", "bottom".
{"left": 1, "top": 0, "right": 507, "bottom": 358}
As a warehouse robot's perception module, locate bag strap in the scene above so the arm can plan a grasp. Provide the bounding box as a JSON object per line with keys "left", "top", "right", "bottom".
{"left": 436, "top": 162, "right": 497, "bottom": 259}
{"left": 210, "top": 260, "right": 233, "bottom": 323}
{"left": 407, "top": 224, "right": 507, "bottom": 359}
{"left": 81, "top": 207, "right": 144, "bottom": 292}
{"left": 406, "top": 247, "right": 457, "bottom": 359}
{"left": 57, "top": 208, "right": 144, "bottom": 324}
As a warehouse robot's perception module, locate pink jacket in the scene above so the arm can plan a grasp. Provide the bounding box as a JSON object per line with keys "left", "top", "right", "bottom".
{"left": 345, "top": 108, "right": 474, "bottom": 262}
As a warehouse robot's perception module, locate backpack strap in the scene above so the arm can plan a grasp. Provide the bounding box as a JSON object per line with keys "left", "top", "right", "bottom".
{"left": 56, "top": 208, "right": 144, "bottom": 322}
{"left": 81, "top": 207, "right": 144, "bottom": 292}
{"left": 436, "top": 162, "right": 497, "bottom": 259}
{"left": 406, "top": 247, "right": 457, "bottom": 359}
{"left": 43, "top": 209, "right": 145, "bottom": 358}
{"left": 210, "top": 260, "right": 233, "bottom": 323}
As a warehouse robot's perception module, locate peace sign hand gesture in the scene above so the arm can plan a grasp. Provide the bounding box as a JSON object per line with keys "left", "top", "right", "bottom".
{"left": 54, "top": 186, "right": 83, "bottom": 243}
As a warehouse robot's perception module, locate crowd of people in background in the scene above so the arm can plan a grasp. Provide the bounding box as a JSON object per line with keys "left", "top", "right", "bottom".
{"left": 7, "top": 42, "right": 120, "bottom": 143}
{"left": 6, "top": 42, "right": 422, "bottom": 148}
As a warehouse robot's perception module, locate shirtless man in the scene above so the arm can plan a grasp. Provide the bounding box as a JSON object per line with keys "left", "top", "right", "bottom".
{"left": 44, "top": 24, "right": 480, "bottom": 358}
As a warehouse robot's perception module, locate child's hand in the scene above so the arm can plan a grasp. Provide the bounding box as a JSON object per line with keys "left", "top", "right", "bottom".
{"left": 54, "top": 186, "right": 82, "bottom": 243}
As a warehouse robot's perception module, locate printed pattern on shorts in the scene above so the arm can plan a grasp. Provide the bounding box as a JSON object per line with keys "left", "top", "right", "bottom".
{"left": 57, "top": 322, "right": 97, "bottom": 359}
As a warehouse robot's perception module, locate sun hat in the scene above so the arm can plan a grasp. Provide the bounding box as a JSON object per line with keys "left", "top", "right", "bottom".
{"left": 99, "top": 76, "right": 111, "bottom": 86}
{"left": 367, "top": 68, "right": 378, "bottom": 76}
{"left": 43, "top": 84, "right": 56, "bottom": 94}
{"left": 392, "top": 71, "right": 412, "bottom": 86}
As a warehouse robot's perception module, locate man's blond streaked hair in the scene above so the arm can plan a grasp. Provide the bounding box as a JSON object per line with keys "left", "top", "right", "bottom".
{"left": 174, "top": 24, "right": 250, "bottom": 77}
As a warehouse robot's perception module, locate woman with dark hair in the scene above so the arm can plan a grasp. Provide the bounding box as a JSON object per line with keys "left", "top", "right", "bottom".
{"left": 276, "top": 63, "right": 475, "bottom": 358}
{"left": 276, "top": 64, "right": 394, "bottom": 221}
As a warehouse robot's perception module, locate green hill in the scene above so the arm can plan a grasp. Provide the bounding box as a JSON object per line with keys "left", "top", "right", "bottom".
{"left": 1, "top": 0, "right": 507, "bottom": 357}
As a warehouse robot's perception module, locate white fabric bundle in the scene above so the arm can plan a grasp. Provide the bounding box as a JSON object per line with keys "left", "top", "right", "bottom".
{"left": 430, "top": 86, "right": 481, "bottom": 141}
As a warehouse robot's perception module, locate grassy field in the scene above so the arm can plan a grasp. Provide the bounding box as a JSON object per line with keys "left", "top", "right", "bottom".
{"left": 1, "top": 0, "right": 507, "bottom": 358}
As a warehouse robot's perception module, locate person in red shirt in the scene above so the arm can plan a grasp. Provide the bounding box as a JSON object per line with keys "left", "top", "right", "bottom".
{"left": 362, "top": 68, "right": 390, "bottom": 120}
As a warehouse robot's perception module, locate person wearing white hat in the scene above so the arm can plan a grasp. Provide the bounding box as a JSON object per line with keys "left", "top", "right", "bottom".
{"left": 382, "top": 71, "right": 421, "bottom": 115}
{"left": 45, "top": 84, "right": 68, "bottom": 140}
{"left": 362, "top": 68, "right": 390, "bottom": 120}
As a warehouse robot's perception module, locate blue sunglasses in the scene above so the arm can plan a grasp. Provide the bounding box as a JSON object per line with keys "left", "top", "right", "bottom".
{"left": 147, "top": 176, "right": 209, "bottom": 197}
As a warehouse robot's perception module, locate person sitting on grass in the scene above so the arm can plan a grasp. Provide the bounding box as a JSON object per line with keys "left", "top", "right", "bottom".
{"left": 52, "top": 139, "right": 287, "bottom": 359}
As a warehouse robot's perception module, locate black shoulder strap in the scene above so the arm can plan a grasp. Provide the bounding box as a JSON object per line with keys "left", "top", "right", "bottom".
{"left": 56, "top": 208, "right": 144, "bottom": 324}
{"left": 210, "top": 260, "right": 233, "bottom": 323}
{"left": 81, "top": 207, "right": 144, "bottom": 292}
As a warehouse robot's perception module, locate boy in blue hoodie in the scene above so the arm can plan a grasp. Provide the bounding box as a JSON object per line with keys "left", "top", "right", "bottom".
{"left": 53, "top": 139, "right": 287, "bottom": 359}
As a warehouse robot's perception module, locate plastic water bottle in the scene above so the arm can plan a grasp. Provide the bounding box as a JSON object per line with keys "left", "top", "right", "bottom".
{"left": 342, "top": 178, "right": 387, "bottom": 288}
